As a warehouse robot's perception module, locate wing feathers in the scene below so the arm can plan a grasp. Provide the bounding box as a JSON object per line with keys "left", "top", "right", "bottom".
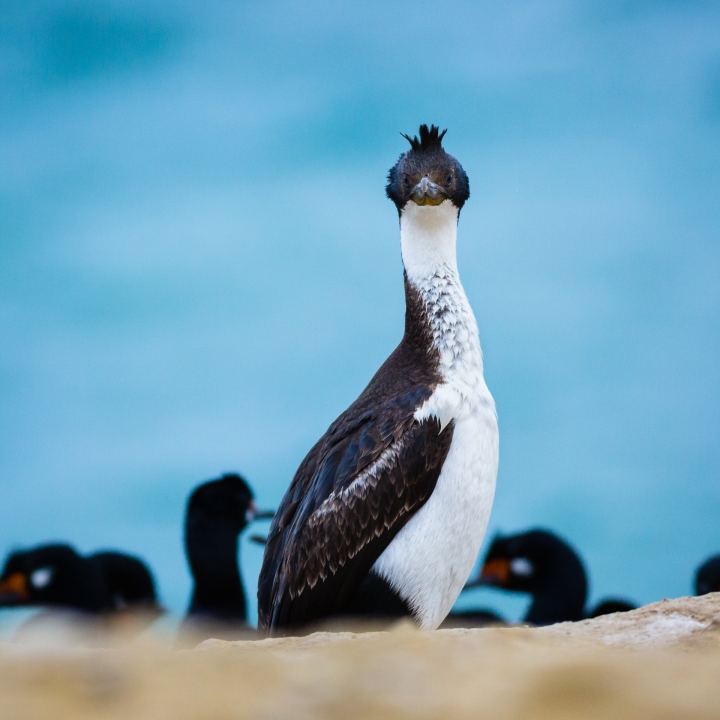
{"left": 263, "top": 416, "right": 453, "bottom": 630}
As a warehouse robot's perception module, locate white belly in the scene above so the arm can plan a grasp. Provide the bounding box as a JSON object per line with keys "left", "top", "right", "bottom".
{"left": 371, "top": 406, "right": 499, "bottom": 629}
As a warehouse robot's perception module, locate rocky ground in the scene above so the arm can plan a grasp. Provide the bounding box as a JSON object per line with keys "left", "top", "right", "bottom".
{"left": 1, "top": 593, "right": 720, "bottom": 719}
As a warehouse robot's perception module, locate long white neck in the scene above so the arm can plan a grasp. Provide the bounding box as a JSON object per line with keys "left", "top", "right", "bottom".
{"left": 399, "top": 200, "right": 492, "bottom": 428}
{"left": 400, "top": 201, "right": 459, "bottom": 283}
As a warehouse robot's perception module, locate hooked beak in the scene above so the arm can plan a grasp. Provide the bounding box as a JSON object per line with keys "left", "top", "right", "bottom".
{"left": 411, "top": 176, "right": 446, "bottom": 206}
{"left": 0, "top": 573, "right": 30, "bottom": 605}
{"left": 462, "top": 558, "right": 511, "bottom": 590}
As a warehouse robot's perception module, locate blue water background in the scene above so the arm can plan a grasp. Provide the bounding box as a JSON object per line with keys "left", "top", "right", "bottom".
{"left": 1, "top": 0, "right": 719, "bottom": 625}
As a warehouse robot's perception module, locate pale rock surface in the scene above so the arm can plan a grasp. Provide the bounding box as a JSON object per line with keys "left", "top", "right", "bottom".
{"left": 0, "top": 593, "right": 719, "bottom": 719}
{"left": 540, "top": 592, "right": 720, "bottom": 647}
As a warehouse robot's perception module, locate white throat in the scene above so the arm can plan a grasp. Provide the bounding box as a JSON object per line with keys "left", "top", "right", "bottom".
{"left": 400, "top": 201, "right": 459, "bottom": 284}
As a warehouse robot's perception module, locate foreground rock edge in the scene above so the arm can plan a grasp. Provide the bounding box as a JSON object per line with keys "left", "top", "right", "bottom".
{"left": 196, "top": 591, "right": 720, "bottom": 652}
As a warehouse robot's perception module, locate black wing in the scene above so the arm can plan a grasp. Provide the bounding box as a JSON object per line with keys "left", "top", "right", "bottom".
{"left": 257, "top": 385, "right": 453, "bottom": 634}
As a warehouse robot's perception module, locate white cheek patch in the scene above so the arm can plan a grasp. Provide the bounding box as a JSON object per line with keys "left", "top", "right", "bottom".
{"left": 30, "top": 567, "right": 53, "bottom": 589}
{"left": 510, "top": 557, "right": 534, "bottom": 577}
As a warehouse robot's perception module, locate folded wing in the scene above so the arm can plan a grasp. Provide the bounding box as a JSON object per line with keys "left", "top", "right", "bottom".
{"left": 258, "top": 389, "right": 453, "bottom": 634}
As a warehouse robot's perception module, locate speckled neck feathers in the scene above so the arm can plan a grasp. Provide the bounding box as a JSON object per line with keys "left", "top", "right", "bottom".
{"left": 400, "top": 202, "right": 491, "bottom": 430}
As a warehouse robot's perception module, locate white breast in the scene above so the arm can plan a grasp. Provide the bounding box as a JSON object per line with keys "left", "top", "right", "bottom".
{"left": 372, "top": 203, "right": 499, "bottom": 629}
{"left": 372, "top": 407, "right": 498, "bottom": 629}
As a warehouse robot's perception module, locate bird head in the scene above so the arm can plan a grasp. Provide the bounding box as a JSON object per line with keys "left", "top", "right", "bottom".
{"left": 475, "top": 533, "right": 539, "bottom": 593}
{"left": 0, "top": 544, "right": 88, "bottom": 607}
{"left": 386, "top": 124, "right": 469, "bottom": 214}
{"left": 185, "top": 473, "right": 274, "bottom": 538}
{"left": 469, "top": 530, "right": 586, "bottom": 594}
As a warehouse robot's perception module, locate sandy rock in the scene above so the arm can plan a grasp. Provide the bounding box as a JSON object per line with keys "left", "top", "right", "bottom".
{"left": 541, "top": 592, "right": 720, "bottom": 647}
{"left": 0, "top": 594, "right": 719, "bottom": 719}
{"left": 199, "top": 592, "right": 720, "bottom": 651}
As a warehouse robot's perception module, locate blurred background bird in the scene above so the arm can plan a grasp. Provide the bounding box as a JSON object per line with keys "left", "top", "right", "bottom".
{"left": 0, "top": 543, "right": 161, "bottom": 643}
{"left": 695, "top": 555, "right": 720, "bottom": 597}
{"left": 0, "top": 472, "right": 274, "bottom": 645}
{"left": 179, "top": 473, "right": 274, "bottom": 643}
{"left": 457, "top": 529, "right": 636, "bottom": 626}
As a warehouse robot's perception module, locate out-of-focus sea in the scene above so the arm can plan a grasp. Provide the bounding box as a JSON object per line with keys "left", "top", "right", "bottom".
{"left": 0, "top": 0, "right": 718, "bottom": 627}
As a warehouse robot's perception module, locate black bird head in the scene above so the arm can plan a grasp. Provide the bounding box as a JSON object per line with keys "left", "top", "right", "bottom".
{"left": 0, "top": 543, "right": 108, "bottom": 612}
{"left": 467, "top": 529, "right": 589, "bottom": 625}
{"left": 695, "top": 554, "right": 720, "bottom": 596}
{"left": 186, "top": 473, "right": 258, "bottom": 536}
{"left": 474, "top": 530, "right": 551, "bottom": 593}
{"left": 386, "top": 124, "right": 469, "bottom": 214}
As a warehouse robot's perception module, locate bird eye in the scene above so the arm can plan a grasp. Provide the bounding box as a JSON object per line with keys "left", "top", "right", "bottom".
{"left": 445, "top": 173, "right": 453, "bottom": 185}
{"left": 403, "top": 174, "right": 410, "bottom": 187}
{"left": 30, "top": 567, "right": 53, "bottom": 589}
{"left": 510, "top": 558, "right": 534, "bottom": 577}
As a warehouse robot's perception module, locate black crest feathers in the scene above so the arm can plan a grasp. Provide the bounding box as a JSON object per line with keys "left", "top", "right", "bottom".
{"left": 401, "top": 124, "right": 447, "bottom": 153}
{"left": 386, "top": 124, "right": 469, "bottom": 212}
